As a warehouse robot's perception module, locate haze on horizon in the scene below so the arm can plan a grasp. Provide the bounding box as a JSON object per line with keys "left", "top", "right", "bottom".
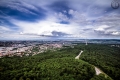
{"left": 0, "top": 0, "right": 120, "bottom": 40}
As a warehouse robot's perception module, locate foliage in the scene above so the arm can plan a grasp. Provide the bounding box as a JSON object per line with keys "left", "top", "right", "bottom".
{"left": 0, "top": 44, "right": 120, "bottom": 80}
{"left": 0, "top": 46, "right": 95, "bottom": 80}
{"left": 78, "top": 44, "right": 120, "bottom": 80}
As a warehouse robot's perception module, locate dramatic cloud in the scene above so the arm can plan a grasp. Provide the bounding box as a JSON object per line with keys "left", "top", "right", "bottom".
{"left": 0, "top": 0, "right": 120, "bottom": 40}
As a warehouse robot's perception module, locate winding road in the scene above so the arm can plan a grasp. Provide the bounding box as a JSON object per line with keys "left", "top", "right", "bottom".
{"left": 75, "top": 50, "right": 102, "bottom": 75}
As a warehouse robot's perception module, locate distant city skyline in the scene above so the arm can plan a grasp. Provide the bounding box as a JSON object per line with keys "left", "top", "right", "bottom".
{"left": 0, "top": 0, "right": 120, "bottom": 40}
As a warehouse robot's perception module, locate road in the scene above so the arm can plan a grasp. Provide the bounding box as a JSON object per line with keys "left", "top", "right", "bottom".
{"left": 95, "top": 66, "right": 102, "bottom": 75}
{"left": 75, "top": 50, "right": 83, "bottom": 59}
{"left": 75, "top": 50, "right": 103, "bottom": 75}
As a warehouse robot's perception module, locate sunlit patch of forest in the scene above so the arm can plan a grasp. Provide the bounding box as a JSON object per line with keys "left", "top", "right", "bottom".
{"left": 0, "top": 44, "right": 120, "bottom": 80}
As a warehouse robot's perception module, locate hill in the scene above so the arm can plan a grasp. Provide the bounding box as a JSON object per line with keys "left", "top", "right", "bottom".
{"left": 0, "top": 43, "right": 119, "bottom": 80}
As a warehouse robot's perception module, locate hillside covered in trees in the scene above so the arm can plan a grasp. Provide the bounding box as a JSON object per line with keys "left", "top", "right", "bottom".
{"left": 0, "top": 43, "right": 120, "bottom": 80}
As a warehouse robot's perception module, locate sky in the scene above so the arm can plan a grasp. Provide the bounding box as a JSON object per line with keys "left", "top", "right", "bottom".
{"left": 0, "top": 0, "right": 120, "bottom": 40}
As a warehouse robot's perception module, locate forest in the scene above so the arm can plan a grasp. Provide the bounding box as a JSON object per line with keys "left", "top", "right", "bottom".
{"left": 0, "top": 43, "right": 120, "bottom": 80}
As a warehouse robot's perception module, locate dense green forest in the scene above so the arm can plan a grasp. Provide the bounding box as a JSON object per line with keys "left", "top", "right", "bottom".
{"left": 77, "top": 44, "right": 120, "bottom": 80}
{"left": 0, "top": 43, "right": 120, "bottom": 80}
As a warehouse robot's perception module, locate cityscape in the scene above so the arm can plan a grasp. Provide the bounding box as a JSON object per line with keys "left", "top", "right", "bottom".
{"left": 0, "top": 0, "right": 120, "bottom": 80}
{"left": 0, "top": 41, "right": 63, "bottom": 58}
{"left": 0, "top": 39, "right": 120, "bottom": 58}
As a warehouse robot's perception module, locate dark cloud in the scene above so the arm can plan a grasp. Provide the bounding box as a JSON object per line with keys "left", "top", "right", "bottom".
{"left": 94, "top": 30, "right": 120, "bottom": 37}
{"left": 52, "top": 31, "right": 69, "bottom": 36}
{"left": 59, "top": 21, "right": 70, "bottom": 24}
{"left": 48, "top": 0, "right": 70, "bottom": 12}
{"left": 0, "top": 1, "right": 47, "bottom": 22}
{"left": 83, "top": 28, "right": 93, "bottom": 31}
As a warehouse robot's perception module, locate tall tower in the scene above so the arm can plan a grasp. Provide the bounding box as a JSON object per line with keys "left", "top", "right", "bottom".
{"left": 85, "top": 39, "right": 88, "bottom": 45}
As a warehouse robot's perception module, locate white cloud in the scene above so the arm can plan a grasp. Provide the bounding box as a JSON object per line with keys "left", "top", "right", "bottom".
{"left": 10, "top": 18, "right": 80, "bottom": 36}
{"left": 111, "top": 31, "right": 120, "bottom": 36}
{"left": 0, "top": 26, "right": 14, "bottom": 34}
{"left": 0, "top": 0, "right": 120, "bottom": 39}
{"left": 0, "top": 33, "right": 47, "bottom": 40}
{"left": 0, "top": 0, "right": 39, "bottom": 15}
{"left": 55, "top": 9, "right": 87, "bottom": 24}
{"left": 0, "top": 26, "right": 11, "bottom": 31}
{"left": 94, "top": 25, "right": 110, "bottom": 31}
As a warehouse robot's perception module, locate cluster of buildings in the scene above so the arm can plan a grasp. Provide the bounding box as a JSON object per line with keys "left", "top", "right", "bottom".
{"left": 0, "top": 43, "right": 63, "bottom": 58}
{"left": 0, "top": 46, "right": 33, "bottom": 58}
{"left": 110, "top": 45, "right": 120, "bottom": 48}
